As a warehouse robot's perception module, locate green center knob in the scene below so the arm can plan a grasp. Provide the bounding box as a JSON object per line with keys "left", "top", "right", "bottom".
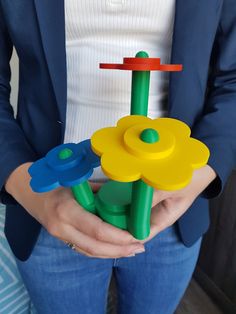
{"left": 136, "top": 51, "right": 149, "bottom": 58}
{"left": 58, "top": 148, "right": 73, "bottom": 160}
{"left": 140, "top": 128, "right": 159, "bottom": 143}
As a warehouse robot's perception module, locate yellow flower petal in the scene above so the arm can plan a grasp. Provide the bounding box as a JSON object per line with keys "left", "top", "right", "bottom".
{"left": 142, "top": 160, "right": 193, "bottom": 190}
{"left": 153, "top": 118, "right": 191, "bottom": 138}
{"left": 91, "top": 115, "right": 210, "bottom": 190}
{"left": 140, "top": 137, "right": 193, "bottom": 190}
{"left": 91, "top": 127, "right": 121, "bottom": 156}
{"left": 101, "top": 150, "right": 141, "bottom": 182}
{"left": 185, "top": 138, "right": 210, "bottom": 168}
{"left": 117, "top": 115, "right": 152, "bottom": 129}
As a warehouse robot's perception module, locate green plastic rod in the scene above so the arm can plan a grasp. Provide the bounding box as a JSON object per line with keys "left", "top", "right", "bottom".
{"left": 130, "top": 51, "right": 150, "bottom": 115}
{"left": 128, "top": 128, "right": 159, "bottom": 239}
{"left": 58, "top": 148, "right": 96, "bottom": 214}
{"left": 129, "top": 51, "right": 156, "bottom": 239}
{"left": 129, "top": 180, "right": 154, "bottom": 239}
{"left": 72, "top": 182, "right": 96, "bottom": 214}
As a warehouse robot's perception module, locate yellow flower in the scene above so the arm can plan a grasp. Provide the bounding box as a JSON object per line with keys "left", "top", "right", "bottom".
{"left": 91, "top": 115, "right": 210, "bottom": 190}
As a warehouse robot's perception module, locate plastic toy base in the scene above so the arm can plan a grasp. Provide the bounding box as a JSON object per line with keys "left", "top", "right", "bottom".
{"left": 95, "top": 180, "right": 152, "bottom": 240}
{"left": 95, "top": 181, "right": 133, "bottom": 230}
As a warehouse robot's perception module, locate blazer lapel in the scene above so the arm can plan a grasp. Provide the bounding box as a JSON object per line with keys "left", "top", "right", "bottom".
{"left": 34, "top": 0, "right": 67, "bottom": 123}
{"left": 169, "top": 0, "right": 223, "bottom": 125}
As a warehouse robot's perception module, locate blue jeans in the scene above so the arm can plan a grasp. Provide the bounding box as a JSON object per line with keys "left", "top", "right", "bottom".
{"left": 16, "top": 225, "right": 201, "bottom": 314}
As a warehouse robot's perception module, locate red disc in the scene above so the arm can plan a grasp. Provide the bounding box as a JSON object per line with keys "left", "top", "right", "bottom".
{"left": 100, "top": 57, "right": 183, "bottom": 72}
{"left": 100, "top": 63, "right": 121, "bottom": 69}
{"left": 158, "top": 64, "right": 183, "bottom": 72}
{"left": 100, "top": 63, "right": 161, "bottom": 71}
{"left": 123, "top": 57, "right": 161, "bottom": 66}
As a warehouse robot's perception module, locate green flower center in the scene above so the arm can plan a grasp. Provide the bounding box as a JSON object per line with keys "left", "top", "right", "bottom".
{"left": 135, "top": 51, "right": 149, "bottom": 58}
{"left": 58, "top": 148, "right": 73, "bottom": 160}
{"left": 140, "top": 128, "right": 160, "bottom": 143}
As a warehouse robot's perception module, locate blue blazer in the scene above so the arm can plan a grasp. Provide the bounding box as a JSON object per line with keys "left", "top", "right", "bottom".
{"left": 0, "top": 0, "right": 236, "bottom": 261}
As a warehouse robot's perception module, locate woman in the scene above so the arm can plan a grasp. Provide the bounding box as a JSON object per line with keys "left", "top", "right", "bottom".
{"left": 1, "top": 0, "right": 236, "bottom": 313}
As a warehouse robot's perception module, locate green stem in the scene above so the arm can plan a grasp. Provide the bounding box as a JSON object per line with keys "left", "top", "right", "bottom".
{"left": 58, "top": 148, "right": 96, "bottom": 214}
{"left": 129, "top": 180, "right": 154, "bottom": 239}
{"left": 129, "top": 51, "right": 154, "bottom": 239}
{"left": 71, "top": 181, "right": 96, "bottom": 214}
{"left": 130, "top": 51, "right": 150, "bottom": 115}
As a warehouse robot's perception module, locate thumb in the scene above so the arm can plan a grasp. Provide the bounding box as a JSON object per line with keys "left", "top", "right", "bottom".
{"left": 150, "top": 197, "right": 189, "bottom": 237}
{"left": 150, "top": 203, "right": 174, "bottom": 235}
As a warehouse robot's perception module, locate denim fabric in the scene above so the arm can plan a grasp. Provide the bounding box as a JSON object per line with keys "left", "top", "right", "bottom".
{"left": 16, "top": 225, "right": 201, "bottom": 314}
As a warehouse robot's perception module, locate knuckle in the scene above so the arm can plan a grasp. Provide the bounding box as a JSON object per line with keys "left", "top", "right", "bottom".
{"left": 163, "top": 198, "right": 174, "bottom": 210}
{"left": 93, "top": 222, "right": 104, "bottom": 241}
{"left": 55, "top": 203, "right": 67, "bottom": 221}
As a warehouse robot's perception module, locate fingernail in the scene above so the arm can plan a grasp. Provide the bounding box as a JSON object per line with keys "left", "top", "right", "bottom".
{"left": 127, "top": 254, "right": 135, "bottom": 257}
{"left": 133, "top": 247, "right": 145, "bottom": 254}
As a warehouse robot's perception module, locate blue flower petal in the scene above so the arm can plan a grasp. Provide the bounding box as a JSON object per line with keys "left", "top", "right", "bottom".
{"left": 58, "top": 163, "right": 93, "bottom": 186}
{"left": 80, "top": 139, "right": 100, "bottom": 168}
{"left": 30, "top": 170, "right": 59, "bottom": 193}
{"left": 29, "top": 140, "right": 101, "bottom": 192}
{"left": 28, "top": 158, "right": 47, "bottom": 176}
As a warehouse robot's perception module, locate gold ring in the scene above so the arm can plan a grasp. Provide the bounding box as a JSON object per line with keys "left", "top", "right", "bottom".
{"left": 66, "top": 242, "right": 76, "bottom": 250}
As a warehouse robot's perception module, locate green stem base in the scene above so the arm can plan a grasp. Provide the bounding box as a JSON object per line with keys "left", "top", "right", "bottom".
{"left": 95, "top": 180, "right": 153, "bottom": 240}
{"left": 95, "top": 181, "right": 132, "bottom": 229}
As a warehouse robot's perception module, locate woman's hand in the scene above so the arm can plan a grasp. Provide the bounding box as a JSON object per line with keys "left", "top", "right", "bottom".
{"left": 5, "top": 162, "right": 145, "bottom": 258}
{"left": 144, "top": 165, "right": 217, "bottom": 242}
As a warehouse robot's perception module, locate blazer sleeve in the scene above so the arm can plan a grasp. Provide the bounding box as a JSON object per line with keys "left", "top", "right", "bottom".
{"left": 0, "top": 5, "right": 37, "bottom": 204}
{"left": 191, "top": 0, "right": 236, "bottom": 198}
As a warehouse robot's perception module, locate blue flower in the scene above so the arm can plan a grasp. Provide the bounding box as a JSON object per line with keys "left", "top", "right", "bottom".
{"left": 29, "top": 140, "right": 100, "bottom": 192}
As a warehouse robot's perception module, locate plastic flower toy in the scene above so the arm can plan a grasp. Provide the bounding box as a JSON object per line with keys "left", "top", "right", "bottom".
{"left": 29, "top": 140, "right": 100, "bottom": 213}
{"left": 93, "top": 51, "right": 189, "bottom": 239}
{"left": 91, "top": 115, "right": 209, "bottom": 190}
{"left": 29, "top": 50, "right": 210, "bottom": 240}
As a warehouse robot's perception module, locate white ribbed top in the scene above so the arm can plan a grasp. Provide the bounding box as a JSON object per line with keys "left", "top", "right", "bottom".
{"left": 64, "top": 0, "right": 175, "bottom": 181}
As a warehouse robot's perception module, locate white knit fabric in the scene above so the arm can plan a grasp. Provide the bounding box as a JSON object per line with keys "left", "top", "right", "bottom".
{"left": 64, "top": 0, "right": 176, "bottom": 181}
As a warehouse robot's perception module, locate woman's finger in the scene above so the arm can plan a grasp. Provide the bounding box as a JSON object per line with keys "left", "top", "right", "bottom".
{"left": 60, "top": 224, "right": 145, "bottom": 259}
{"left": 63, "top": 199, "right": 142, "bottom": 246}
